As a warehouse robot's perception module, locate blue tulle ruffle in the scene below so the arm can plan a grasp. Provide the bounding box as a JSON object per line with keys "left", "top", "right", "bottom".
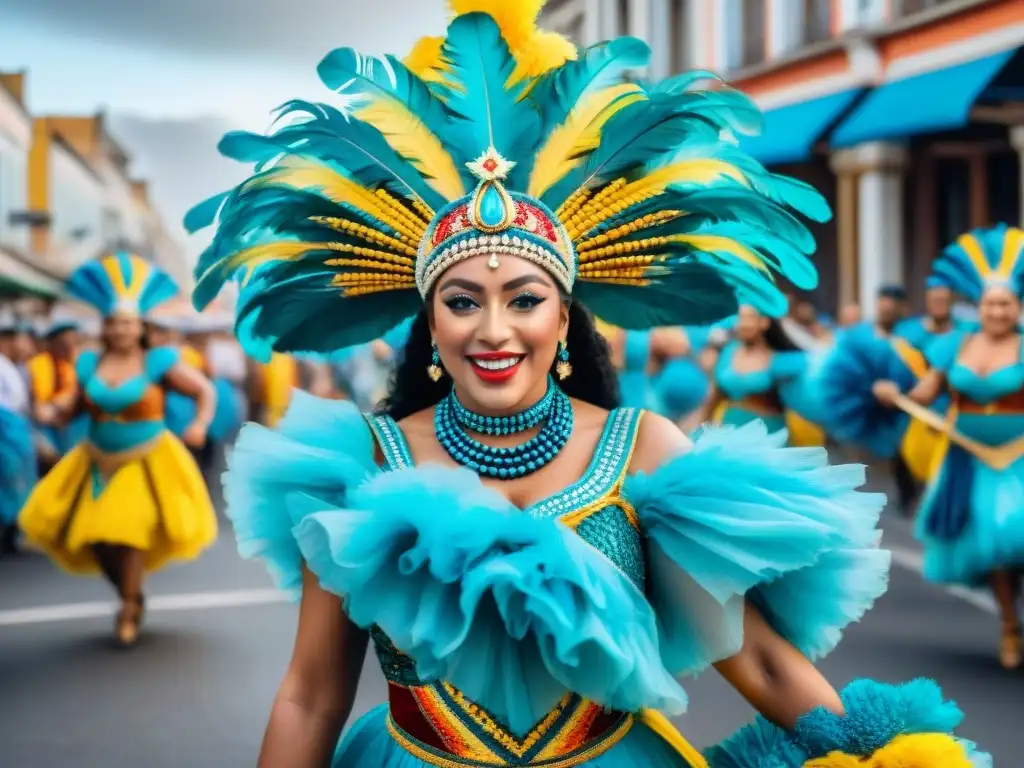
{"left": 224, "top": 393, "right": 378, "bottom": 597}
{"left": 294, "top": 464, "right": 687, "bottom": 737}
{"left": 625, "top": 421, "right": 890, "bottom": 674}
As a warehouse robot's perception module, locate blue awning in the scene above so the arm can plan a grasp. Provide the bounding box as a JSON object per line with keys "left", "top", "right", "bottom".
{"left": 832, "top": 48, "right": 1017, "bottom": 147}
{"left": 741, "top": 88, "right": 863, "bottom": 166}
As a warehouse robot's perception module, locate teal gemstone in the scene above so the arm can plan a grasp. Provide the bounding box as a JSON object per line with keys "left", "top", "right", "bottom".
{"left": 478, "top": 183, "right": 507, "bottom": 228}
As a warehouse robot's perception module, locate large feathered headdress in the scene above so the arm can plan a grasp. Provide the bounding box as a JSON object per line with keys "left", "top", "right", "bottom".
{"left": 932, "top": 224, "right": 1024, "bottom": 302}
{"left": 187, "top": 0, "right": 829, "bottom": 360}
{"left": 66, "top": 252, "right": 179, "bottom": 319}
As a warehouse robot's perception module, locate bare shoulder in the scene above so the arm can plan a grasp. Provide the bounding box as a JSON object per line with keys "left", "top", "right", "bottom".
{"left": 629, "top": 410, "right": 691, "bottom": 475}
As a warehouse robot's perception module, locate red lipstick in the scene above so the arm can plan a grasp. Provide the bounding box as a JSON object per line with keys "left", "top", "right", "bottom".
{"left": 467, "top": 352, "right": 525, "bottom": 384}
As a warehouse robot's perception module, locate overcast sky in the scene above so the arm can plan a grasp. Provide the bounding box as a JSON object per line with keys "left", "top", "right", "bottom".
{"left": 0, "top": 0, "right": 449, "bottom": 127}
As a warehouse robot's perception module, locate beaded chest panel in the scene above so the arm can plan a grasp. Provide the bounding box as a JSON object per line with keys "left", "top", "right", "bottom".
{"left": 362, "top": 408, "right": 646, "bottom": 765}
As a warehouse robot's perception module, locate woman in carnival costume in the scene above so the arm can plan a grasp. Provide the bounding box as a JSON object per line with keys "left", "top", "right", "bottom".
{"left": 693, "top": 306, "right": 825, "bottom": 446}
{"left": 810, "top": 281, "right": 951, "bottom": 501}
{"left": 0, "top": 310, "right": 35, "bottom": 555}
{"left": 874, "top": 224, "right": 1024, "bottom": 670}
{"left": 18, "top": 252, "right": 219, "bottom": 646}
{"left": 189, "top": 2, "right": 988, "bottom": 766}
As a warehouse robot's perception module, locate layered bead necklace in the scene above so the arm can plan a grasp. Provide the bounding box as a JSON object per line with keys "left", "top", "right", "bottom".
{"left": 435, "top": 376, "right": 573, "bottom": 479}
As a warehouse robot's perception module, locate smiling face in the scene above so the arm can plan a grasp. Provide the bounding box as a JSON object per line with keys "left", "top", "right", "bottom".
{"left": 429, "top": 253, "right": 569, "bottom": 414}
{"left": 734, "top": 304, "right": 769, "bottom": 343}
{"left": 979, "top": 283, "right": 1020, "bottom": 338}
{"left": 103, "top": 313, "right": 144, "bottom": 353}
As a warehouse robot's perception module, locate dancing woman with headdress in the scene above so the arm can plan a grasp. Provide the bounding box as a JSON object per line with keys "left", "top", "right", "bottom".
{"left": 691, "top": 306, "right": 825, "bottom": 446}
{"left": 18, "top": 253, "right": 219, "bottom": 646}
{"left": 874, "top": 225, "right": 1024, "bottom": 670}
{"left": 189, "top": 2, "right": 988, "bottom": 765}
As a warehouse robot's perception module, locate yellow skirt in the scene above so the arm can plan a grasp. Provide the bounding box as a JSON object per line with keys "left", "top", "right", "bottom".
{"left": 18, "top": 431, "right": 218, "bottom": 574}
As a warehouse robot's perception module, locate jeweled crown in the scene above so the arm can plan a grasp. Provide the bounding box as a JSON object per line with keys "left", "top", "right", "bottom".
{"left": 416, "top": 146, "right": 576, "bottom": 297}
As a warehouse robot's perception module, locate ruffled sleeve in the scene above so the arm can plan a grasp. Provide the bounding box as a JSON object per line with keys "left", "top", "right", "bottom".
{"left": 223, "top": 391, "right": 379, "bottom": 597}
{"left": 624, "top": 420, "right": 890, "bottom": 677}
{"left": 145, "top": 346, "right": 181, "bottom": 381}
{"left": 292, "top": 464, "right": 687, "bottom": 736}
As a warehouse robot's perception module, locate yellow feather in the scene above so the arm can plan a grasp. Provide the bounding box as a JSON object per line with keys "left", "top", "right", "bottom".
{"left": 510, "top": 29, "right": 578, "bottom": 83}
{"left": 252, "top": 159, "right": 427, "bottom": 242}
{"left": 802, "top": 733, "right": 973, "bottom": 768}
{"left": 353, "top": 98, "right": 465, "bottom": 203}
{"left": 569, "top": 160, "right": 749, "bottom": 237}
{"left": 446, "top": 0, "right": 575, "bottom": 79}
{"left": 997, "top": 226, "right": 1024, "bottom": 279}
{"left": 666, "top": 234, "right": 768, "bottom": 272}
{"left": 955, "top": 233, "right": 992, "bottom": 279}
{"left": 403, "top": 36, "right": 448, "bottom": 83}
{"left": 527, "top": 84, "right": 645, "bottom": 200}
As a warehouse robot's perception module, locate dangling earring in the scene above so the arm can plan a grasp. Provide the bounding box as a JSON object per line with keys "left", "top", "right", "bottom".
{"left": 427, "top": 342, "right": 444, "bottom": 382}
{"left": 556, "top": 340, "right": 572, "bottom": 381}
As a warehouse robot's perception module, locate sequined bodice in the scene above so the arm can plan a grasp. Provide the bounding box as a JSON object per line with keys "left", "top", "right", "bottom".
{"left": 363, "top": 407, "right": 646, "bottom": 689}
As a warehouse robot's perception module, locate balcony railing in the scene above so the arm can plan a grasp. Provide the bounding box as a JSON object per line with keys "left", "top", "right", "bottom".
{"left": 893, "top": 0, "right": 957, "bottom": 17}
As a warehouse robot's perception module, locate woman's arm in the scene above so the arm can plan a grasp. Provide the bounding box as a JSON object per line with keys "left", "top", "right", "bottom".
{"left": 873, "top": 369, "right": 945, "bottom": 408}
{"left": 260, "top": 567, "right": 369, "bottom": 768}
{"left": 713, "top": 604, "right": 842, "bottom": 728}
{"left": 163, "top": 362, "right": 216, "bottom": 446}
{"left": 649, "top": 328, "right": 691, "bottom": 373}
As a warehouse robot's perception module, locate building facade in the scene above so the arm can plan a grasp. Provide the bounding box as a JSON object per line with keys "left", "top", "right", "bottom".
{"left": 25, "top": 110, "right": 191, "bottom": 288}
{"left": 540, "top": 0, "right": 1024, "bottom": 318}
{"left": 0, "top": 73, "right": 62, "bottom": 297}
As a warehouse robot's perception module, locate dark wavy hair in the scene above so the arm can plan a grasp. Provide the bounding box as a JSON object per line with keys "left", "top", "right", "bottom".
{"left": 378, "top": 301, "right": 620, "bottom": 420}
{"left": 764, "top": 318, "right": 800, "bottom": 352}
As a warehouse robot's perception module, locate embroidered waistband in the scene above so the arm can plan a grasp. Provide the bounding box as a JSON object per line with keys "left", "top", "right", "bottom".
{"left": 387, "top": 682, "right": 631, "bottom": 767}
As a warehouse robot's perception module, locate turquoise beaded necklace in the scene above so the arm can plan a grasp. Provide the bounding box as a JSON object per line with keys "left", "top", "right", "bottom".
{"left": 435, "top": 377, "right": 573, "bottom": 479}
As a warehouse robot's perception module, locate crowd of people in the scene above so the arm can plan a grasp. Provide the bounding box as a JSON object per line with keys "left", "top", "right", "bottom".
{"left": 0, "top": 1, "right": 1015, "bottom": 764}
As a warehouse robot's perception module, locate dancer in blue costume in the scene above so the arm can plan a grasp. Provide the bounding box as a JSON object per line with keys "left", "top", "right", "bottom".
{"left": 187, "top": 2, "right": 988, "bottom": 765}
{"left": 874, "top": 224, "right": 1024, "bottom": 671}
{"left": 652, "top": 327, "right": 711, "bottom": 423}
{"left": 19, "top": 253, "right": 219, "bottom": 647}
{"left": 0, "top": 313, "right": 35, "bottom": 555}
{"left": 694, "top": 306, "right": 823, "bottom": 444}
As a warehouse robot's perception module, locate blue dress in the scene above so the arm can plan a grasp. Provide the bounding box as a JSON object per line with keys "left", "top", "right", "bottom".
{"left": 225, "top": 393, "right": 891, "bottom": 767}
{"left": 0, "top": 406, "right": 35, "bottom": 526}
{"left": 618, "top": 331, "right": 658, "bottom": 411}
{"left": 713, "top": 343, "right": 809, "bottom": 433}
{"left": 915, "top": 331, "right": 1024, "bottom": 586}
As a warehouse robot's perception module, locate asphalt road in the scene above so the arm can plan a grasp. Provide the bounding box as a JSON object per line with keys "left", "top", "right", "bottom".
{"left": 0, "top": 465, "right": 1020, "bottom": 767}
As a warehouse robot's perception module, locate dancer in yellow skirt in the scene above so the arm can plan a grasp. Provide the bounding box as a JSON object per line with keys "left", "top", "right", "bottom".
{"left": 19, "top": 252, "right": 219, "bottom": 647}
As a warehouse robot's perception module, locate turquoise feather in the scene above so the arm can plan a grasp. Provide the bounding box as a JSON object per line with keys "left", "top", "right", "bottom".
{"left": 436, "top": 13, "right": 540, "bottom": 189}
{"left": 316, "top": 47, "right": 457, "bottom": 167}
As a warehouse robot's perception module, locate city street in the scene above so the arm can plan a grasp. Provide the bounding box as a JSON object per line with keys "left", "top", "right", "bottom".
{"left": 0, "top": 468, "right": 1020, "bottom": 767}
